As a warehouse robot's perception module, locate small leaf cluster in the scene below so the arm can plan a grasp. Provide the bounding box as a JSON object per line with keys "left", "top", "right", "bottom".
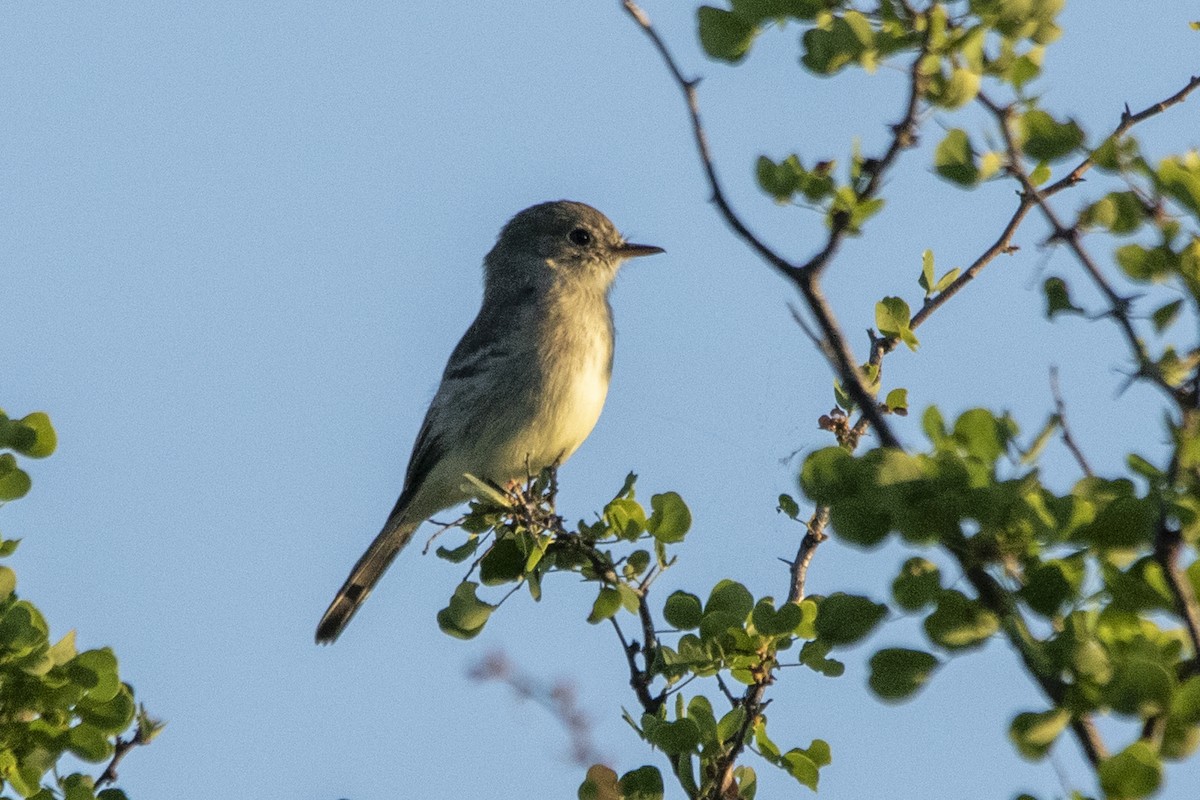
{"left": 799, "top": 405, "right": 1200, "bottom": 795}
{"left": 0, "top": 411, "right": 56, "bottom": 503}
{"left": 0, "top": 411, "right": 156, "bottom": 800}
{"left": 754, "top": 152, "right": 885, "bottom": 234}
{"left": 696, "top": 2, "right": 1074, "bottom": 231}
{"left": 436, "top": 471, "right": 691, "bottom": 639}
{"left": 437, "top": 473, "right": 834, "bottom": 798}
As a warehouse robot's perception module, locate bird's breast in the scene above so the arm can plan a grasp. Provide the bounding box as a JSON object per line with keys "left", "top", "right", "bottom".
{"left": 530, "top": 317, "right": 612, "bottom": 465}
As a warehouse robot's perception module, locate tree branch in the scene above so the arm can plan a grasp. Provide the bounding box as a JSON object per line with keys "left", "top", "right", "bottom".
{"left": 621, "top": 0, "right": 904, "bottom": 448}
{"left": 978, "top": 90, "right": 1177, "bottom": 401}
{"left": 945, "top": 534, "right": 1109, "bottom": 767}
{"left": 620, "top": 0, "right": 800, "bottom": 283}
{"left": 788, "top": 506, "right": 830, "bottom": 604}
{"left": 1049, "top": 366, "right": 1094, "bottom": 478}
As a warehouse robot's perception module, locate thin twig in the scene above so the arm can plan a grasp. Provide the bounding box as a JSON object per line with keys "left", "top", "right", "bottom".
{"left": 621, "top": 0, "right": 904, "bottom": 448}
{"left": 610, "top": 617, "right": 662, "bottom": 714}
{"left": 1155, "top": 443, "right": 1200, "bottom": 669}
{"left": 468, "top": 651, "right": 605, "bottom": 767}
{"left": 620, "top": 0, "right": 799, "bottom": 282}
{"left": 946, "top": 534, "right": 1109, "bottom": 767}
{"left": 1049, "top": 367, "right": 1094, "bottom": 477}
{"left": 96, "top": 720, "right": 155, "bottom": 787}
{"left": 978, "top": 91, "right": 1176, "bottom": 401}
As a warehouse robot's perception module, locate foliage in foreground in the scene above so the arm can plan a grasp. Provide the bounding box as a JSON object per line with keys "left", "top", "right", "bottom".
{"left": 0, "top": 410, "right": 159, "bottom": 800}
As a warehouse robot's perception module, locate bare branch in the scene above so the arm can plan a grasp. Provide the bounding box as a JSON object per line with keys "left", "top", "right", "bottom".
{"left": 977, "top": 91, "right": 1178, "bottom": 401}
{"left": 469, "top": 651, "right": 605, "bottom": 767}
{"left": 788, "top": 507, "right": 830, "bottom": 604}
{"left": 96, "top": 711, "right": 158, "bottom": 788}
{"left": 1155, "top": 443, "right": 1200, "bottom": 668}
{"left": 1049, "top": 367, "right": 1094, "bottom": 477}
{"left": 621, "top": 0, "right": 801, "bottom": 282}
{"left": 621, "top": 0, "right": 903, "bottom": 448}
{"left": 946, "top": 535, "right": 1109, "bottom": 767}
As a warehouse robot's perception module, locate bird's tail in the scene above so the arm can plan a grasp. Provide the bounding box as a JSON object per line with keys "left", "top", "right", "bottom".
{"left": 315, "top": 517, "right": 420, "bottom": 644}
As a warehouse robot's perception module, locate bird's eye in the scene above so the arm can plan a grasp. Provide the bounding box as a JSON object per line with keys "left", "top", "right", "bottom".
{"left": 568, "top": 228, "right": 593, "bottom": 246}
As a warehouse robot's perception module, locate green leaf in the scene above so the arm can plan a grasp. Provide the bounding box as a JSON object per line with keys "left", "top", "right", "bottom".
{"left": 1018, "top": 558, "right": 1084, "bottom": 617}
{"left": 924, "top": 590, "right": 999, "bottom": 650}
{"left": 1156, "top": 153, "right": 1200, "bottom": 216}
{"left": 436, "top": 581, "right": 495, "bottom": 640}
{"left": 923, "top": 405, "right": 947, "bottom": 442}
{"left": 1029, "top": 161, "right": 1052, "bottom": 186}
{"left": 799, "top": 639, "right": 845, "bottom": 677}
{"left": 578, "top": 765, "right": 619, "bottom": 800}
{"left": 1099, "top": 741, "right": 1162, "bottom": 798}
{"left": 588, "top": 587, "right": 622, "bottom": 624}
{"left": 868, "top": 648, "right": 939, "bottom": 700}
{"left": 892, "top": 557, "right": 941, "bottom": 610}
{"left": 952, "top": 408, "right": 1009, "bottom": 463}
{"left": 77, "top": 684, "right": 136, "bottom": 734}
{"left": 68, "top": 649, "right": 121, "bottom": 703}
{"left": 777, "top": 493, "right": 801, "bottom": 519}
{"left": 63, "top": 774, "right": 101, "bottom": 800}
{"left": 751, "top": 597, "right": 804, "bottom": 636}
{"left": 698, "top": 7, "right": 757, "bottom": 63}
{"left": 801, "top": 16, "right": 872, "bottom": 75}
{"left": 9, "top": 413, "right": 57, "bottom": 458}
{"left": 647, "top": 492, "right": 691, "bottom": 543}
{"left": 717, "top": 706, "right": 747, "bottom": 745}
{"left": 799, "top": 447, "right": 856, "bottom": 505}
{"left": 647, "top": 718, "right": 702, "bottom": 755}
{"left": 918, "top": 249, "right": 935, "bottom": 294}
{"left": 618, "top": 765, "right": 664, "bottom": 800}
{"left": 1152, "top": 299, "right": 1184, "bottom": 333}
{"left": 1043, "top": 276, "right": 1083, "bottom": 318}
{"left": 928, "top": 66, "right": 981, "bottom": 109}
{"left": 705, "top": 579, "right": 754, "bottom": 620}
{"left": 613, "top": 472, "right": 638, "bottom": 501}
{"left": 604, "top": 497, "right": 647, "bottom": 540}
{"left": 1116, "top": 244, "right": 1173, "bottom": 282}
{"left": 1081, "top": 191, "right": 1145, "bottom": 235}
{"left": 663, "top": 591, "right": 703, "bottom": 630}
{"left": 781, "top": 749, "right": 819, "bottom": 790}
{"left": 1106, "top": 651, "right": 1175, "bottom": 716}
{"left": 884, "top": 388, "right": 908, "bottom": 415}
{"left": 1010, "top": 51, "right": 1042, "bottom": 89}
{"left": 1019, "top": 109, "right": 1084, "bottom": 162}
{"left": 875, "top": 296, "right": 919, "bottom": 351}
{"left": 1074, "top": 496, "right": 1155, "bottom": 549}
{"left": 617, "top": 583, "right": 640, "bottom": 614}
{"left": 931, "top": 267, "right": 960, "bottom": 294}
{"left": 49, "top": 630, "right": 78, "bottom": 665}
{"left": 0, "top": 565, "right": 15, "bottom": 599}
{"left": 0, "top": 454, "right": 32, "bottom": 501}
{"left": 67, "top": 724, "right": 113, "bottom": 762}
{"left": 934, "top": 129, "right": 979, "bottom": 186}
{"left": 479, "top": 538, "right": 525, "bottom": 585}
{"left": 1009, "top": 708, "right": 1070, "bottom": 760}
{"left": 814, "top": 592, "right": 886, "bottom": 645}
{"left": 435, "top": 536, "right": 480, "bottom": 564}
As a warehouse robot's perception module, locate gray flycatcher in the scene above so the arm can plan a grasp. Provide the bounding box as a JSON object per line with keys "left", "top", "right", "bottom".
{"left": 316, "top": 200, "right": 663, "bottom": 643}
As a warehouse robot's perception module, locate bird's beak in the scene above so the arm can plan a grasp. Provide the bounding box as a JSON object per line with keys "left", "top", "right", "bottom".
{"left": 614, "top": 242, "right": 665, "bottom": 259}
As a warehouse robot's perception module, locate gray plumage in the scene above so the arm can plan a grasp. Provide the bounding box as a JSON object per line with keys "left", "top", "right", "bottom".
{"left": 316, "top": 200, "right": 662, "bottom": 643}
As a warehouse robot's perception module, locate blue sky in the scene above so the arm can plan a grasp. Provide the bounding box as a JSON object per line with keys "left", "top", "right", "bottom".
{"left": 3, "top": 2, "right": 1199, "bottom": 798}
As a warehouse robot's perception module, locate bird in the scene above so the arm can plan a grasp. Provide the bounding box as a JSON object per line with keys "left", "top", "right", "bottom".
{"left": 315, "top": 200, "right": 663, "bottom": 643}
